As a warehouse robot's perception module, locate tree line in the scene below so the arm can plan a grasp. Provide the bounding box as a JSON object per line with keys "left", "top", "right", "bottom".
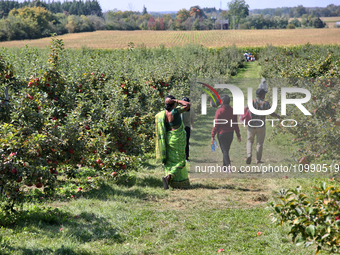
{"left": 0, "top": 0, "right": 102, "bottom": 18}
{"left": 251, "top": 4, "right": 340, "bottom": 18}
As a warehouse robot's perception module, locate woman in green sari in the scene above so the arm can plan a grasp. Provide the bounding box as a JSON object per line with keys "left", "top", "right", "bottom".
{"left": 155, "top": 96, "right": 191, "bottom": 189}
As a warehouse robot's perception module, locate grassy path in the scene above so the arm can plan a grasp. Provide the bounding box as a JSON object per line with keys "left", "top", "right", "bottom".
{"left": 1, "top": 62, "right": 326, "bottom": 255}
{"left": 190, "top": 61, "right": 298, "bottom": 178}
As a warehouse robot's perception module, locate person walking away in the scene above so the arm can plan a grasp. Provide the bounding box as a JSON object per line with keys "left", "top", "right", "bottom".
{"left": 211, "top": 95, "right": 241, "bottom": 171}
{"left": 155, "top": 96, "right": 191, "bottom": 189}
{"left": 245, "top": 89, "right": 280, "bottom": 164}
{"left": 181, "top": 97, "right": 195, "bottom": 162}
{"left": 258, "top": 78, "right": 268, "bottom": 93}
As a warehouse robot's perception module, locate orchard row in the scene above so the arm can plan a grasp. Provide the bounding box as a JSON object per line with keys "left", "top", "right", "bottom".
{"left": 258, "top": 44, "right": 340, "bottom": 164}
{"left": 0, "top": 39, "right": 245, "bottom": 212}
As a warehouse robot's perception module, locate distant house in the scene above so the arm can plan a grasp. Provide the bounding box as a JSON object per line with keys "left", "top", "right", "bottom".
{"left": 337, "top": 21, "right": 340, "bottom": 27}
{"left": 215, "top": 20, "right": 229, "bottom": 30}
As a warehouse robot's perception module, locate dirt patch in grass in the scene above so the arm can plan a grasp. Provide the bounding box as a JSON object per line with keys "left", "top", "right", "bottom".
{"left": 155, "top": 178, "right": 274, "bottom": 211}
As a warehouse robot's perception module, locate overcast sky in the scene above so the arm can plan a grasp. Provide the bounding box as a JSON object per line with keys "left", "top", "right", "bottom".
{"left": 106, "top": 0, "right": 337, "bottom": 12}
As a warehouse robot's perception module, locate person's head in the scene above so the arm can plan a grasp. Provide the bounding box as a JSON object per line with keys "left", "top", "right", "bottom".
{"left": 259, "top": 78, "right": 268, "bottom": 93}
{"left": 256, "top": 88, "right": 266, "bottom": 99}
{"left": 165, "top": 95, "right": 176, "bottom": 111}
{"left": 221, "top": 94, "right": 230, "bottom": 106}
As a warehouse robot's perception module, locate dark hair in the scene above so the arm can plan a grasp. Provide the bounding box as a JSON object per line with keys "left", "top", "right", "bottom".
{"left": 165, "top": 95, "right": 176, "bottom": 112}
{"left": 256, "top": 88, "right": 266, "bottom": 98}
{"left": 221, "top": 94, "right": 230, "bottom": 106}
{"left": 182, "top": 96, "right": 190, "bottom": 102}
{"left": 182, "top": 97, "right": 190, "bottom": 111}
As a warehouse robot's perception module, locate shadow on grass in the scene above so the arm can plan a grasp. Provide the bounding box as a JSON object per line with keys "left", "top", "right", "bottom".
{"left": 136, "top": 175, "right": 164, "bottom": 188}
{"left": 140, "top": 161, "right": 158, "bottom": 170}
{"left": 1, "top": 204, "right": 125, "bottom": 253}
{"left": 2, "top": 245, "right": 93, "bottom": 255}
{"left": 2, "top": 207, "right": 124, "bottom": 254}
{"left": 186, "top": 182, "right": 261, "bottom": 192}
{"left": 82, "top": 182, "right": 164, "bottom": 201}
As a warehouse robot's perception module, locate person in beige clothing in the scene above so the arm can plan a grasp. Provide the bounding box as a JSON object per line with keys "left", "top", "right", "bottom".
{"left": 181, "top": 97, "right": 195, "bottom": 162}
{"left": 245, "top": 89, "right": 280, "bottom": 164}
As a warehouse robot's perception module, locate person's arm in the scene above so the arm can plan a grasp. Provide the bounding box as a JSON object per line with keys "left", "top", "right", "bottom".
{"left": 177, "top": 99, "right": 190, "bottom": 113}
{"left": 233, "top": 114, "right": 241, "bottom": 142}
{"left": 244, "top": 104, "right": 248, "bottom": 112}
{"left": 211, "top": 109, "right": 220, "bottom": 143}
{"left": 165, "top": 98, "right": 190, "bottom": 113}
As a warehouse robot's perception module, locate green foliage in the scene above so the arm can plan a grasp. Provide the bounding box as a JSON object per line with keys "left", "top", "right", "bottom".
{"left": 270, "top": 183, "right": 340, "bottom": 253}
{"left": 289, "top": 18, "right": 301, "bottom": 28}
{"left": 241, "top": 14, "right": 288, "bottom": 29}
{"left": 227, "top": 0, "right": 249, "bottom": 28}
{"left": 286, "top": 23, "right": 295, "bottom": 29}
{"left": 0, "top": 39, "right": 245, "bottom": 217}
{"left": 258, "top": 44, "right": 340, "bottom": 164}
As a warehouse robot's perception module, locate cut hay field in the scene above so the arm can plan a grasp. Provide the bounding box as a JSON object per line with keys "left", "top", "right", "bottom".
{"left": 320, "top": 16, "right": 340, "bottom": 22}
{"left": 1, "top": 28, "right": 340, "bottom": 49}
{"left": 321, "top": 16, "right": 340, "bottom": 28}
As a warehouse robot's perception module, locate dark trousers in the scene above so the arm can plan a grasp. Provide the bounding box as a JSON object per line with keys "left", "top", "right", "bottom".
{"left": 217, "top": 131, "right": 234, "bottom": 167}
{"left": 185, "top": 126, "right": 191, "bottom": 160}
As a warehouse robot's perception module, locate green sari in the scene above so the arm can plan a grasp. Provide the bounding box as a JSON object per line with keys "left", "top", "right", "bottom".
{"left": 155, "top": 110, "right": 190, "bottom": 188}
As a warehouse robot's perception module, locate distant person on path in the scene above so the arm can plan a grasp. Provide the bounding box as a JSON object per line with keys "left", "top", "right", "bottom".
{"left": 181, "top": 97, "right": 195, "bottom": 162}
{"left": 211, "top": 95, "right": 241, "bottom": 171}
{"left": 258, "top": 78, "right": 268, "bottom": 93}
{"left": 155, "top": 95, "right": 191, "bottom": 189}
{"left": 244, "top": 52, "right": 248, "bottom": 62}
{"left": 245, "top": 89, "right": 280, "bottom": 164}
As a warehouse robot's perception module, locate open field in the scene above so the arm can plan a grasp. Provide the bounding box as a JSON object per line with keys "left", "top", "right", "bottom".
{"left": 320, "top": 16, "right": 340, "bottom": 22}
{"left": 320, "top": 16, "right": 340, "bottom": 28}
{"left": 1, "top": 28, "right": 340, "bottom": 49}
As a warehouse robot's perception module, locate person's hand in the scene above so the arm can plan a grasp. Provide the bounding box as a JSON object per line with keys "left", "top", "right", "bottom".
{"left": 238, "top": 136, "right": 241, "bottom": 142}
{"left": 166, "top": 98, "right": 177, "bottom": 104}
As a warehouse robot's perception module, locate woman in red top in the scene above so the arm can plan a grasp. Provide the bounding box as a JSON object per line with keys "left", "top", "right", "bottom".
{"left": 211, "top": 95, "right": 241, "bottom": 170}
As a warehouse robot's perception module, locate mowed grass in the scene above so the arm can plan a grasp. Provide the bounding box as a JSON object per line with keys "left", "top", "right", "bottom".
{"left": 1, "top": 28, "right": 340, "bottom": 49}
{"left": 320, "top": 16, "right": 340, "bottom": 22}
{"left": 0, "top": 62, "right": 333, "bottom": 255}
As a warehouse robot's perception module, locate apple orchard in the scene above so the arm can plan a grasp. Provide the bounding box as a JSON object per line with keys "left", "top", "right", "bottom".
{"left": 0, "top": 38, "right": 339, "bottom": 219}
{"left": 0, "top": 38, "right": 194, "bottom": 213}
